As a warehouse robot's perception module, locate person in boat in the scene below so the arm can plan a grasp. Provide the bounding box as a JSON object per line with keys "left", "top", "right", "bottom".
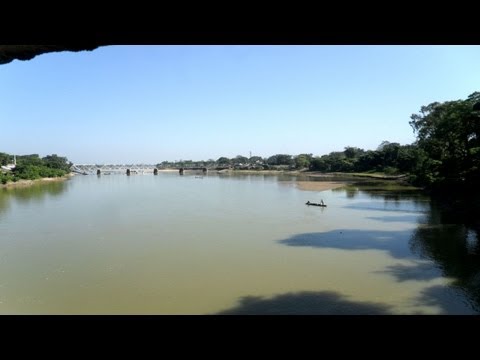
{"left": 320, "top": 199, "right": 324, "bottom": 206}
{"left": 306, "top": 201, "right": 311, "bottom": 205}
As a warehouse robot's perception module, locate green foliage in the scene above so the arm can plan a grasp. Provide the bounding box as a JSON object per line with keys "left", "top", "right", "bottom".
{"left": 42, "top": 154, "right": 72, "bottom": 172}
{"left": 156, "top": 91, "right": 480, "bottom": 193}
{"left": 344, "top": 147, "right": 364, "bottom": 159}
{"left": 14, "top": 165, "right": 67, "bottom": 180}
{"left": 217, "top": 157, "right": 231, "bottom": 166}
{"left": 232, "top": 155, "right": 248, "bottom": 165}
{"left": 266, "top": 154, "right": 294, "bottom": 166}
{"left": 249, "top": 156, "right": 263, "bottom": 164}
{"left": 294, "top": 154, "right": 313, "bottom": 169}
{"left": 409, "top": 91, "right": 480, "bottom": 190}
{"left": 0, "top": 152, "right": 11, "bottom": 166}
{"left": 0, "top": 152, "right": 70, "bottom": 183}
{"left": 17, "top": 154, "right": 43, "bottom": 167}
{"left": 0, "top": 172, "right": 14, "bottom": 184}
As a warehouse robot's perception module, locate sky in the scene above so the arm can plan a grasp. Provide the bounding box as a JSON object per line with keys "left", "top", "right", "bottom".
{"left": 1, "top": 45, "right": 480, "bottom": 164}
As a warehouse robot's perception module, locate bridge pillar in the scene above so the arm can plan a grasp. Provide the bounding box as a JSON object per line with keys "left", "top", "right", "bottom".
{"left": 179, "top": 168, "right": 184, "bottom": 175}
{"left": 126, "top": 169, "right": 131, "bottom": 176}
{"left": 154, "top": 168, "right": 158, "bottom": 175}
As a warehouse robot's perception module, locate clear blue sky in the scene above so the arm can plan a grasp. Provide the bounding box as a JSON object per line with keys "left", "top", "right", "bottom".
{"left": 1, "top": 45, "right": 479, "bottom": 164}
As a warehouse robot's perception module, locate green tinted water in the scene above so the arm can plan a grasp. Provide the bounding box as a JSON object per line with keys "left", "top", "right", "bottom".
{"left": 0, "top": 173, "right": 478, "bottom": 314}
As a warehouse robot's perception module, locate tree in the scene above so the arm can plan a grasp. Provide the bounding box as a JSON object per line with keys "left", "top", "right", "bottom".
{"left": 409, "top": 92, "right": 480, "bottom": 189}
{"left": 376, "top": 141, "right": 391, "bottom": 151}
{"left": 0, "top": 152, "right": 11, "bottom": 166}
{"left": 379, "top": 142, "right": 400, "bottom": 169}
{"left": 355, "top": 151, "right": 383, "bottom": 172}
{"left": 42, "top": 154, "right": 72, "bottom": 171}
{"left": 17, "top": 154, "right": 43, "bottom": 166}
{"left": 249, "top": 156, "right": 263, "bottom": 164}
{"left": 232, "top": 155, "right": 248, "bottom": 165}
{"left": 217, "top": 157, "right": 231, "bottom": 166}
{"left": 309, "top": 156, "right": 329, "bottom": 171}
{"left": 344, "top": 147, "right": 364, "bottom": 159}
{"left": 396, "top": 144, "right": 420, "bottom": 173}
{"left": 294, "top": 154, "right": 313, "bottom": 169}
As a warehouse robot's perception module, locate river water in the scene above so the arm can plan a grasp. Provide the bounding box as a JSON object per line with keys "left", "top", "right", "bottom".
{"left": 0, "top": 172, "right": 478, "bottom": 314}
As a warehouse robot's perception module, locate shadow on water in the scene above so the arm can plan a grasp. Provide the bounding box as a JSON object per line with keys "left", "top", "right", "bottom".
{"left": 377, "top": 263, "right": 442, "bottom": 282}
{"left": 0, "top": 180, "right": 69, "bottom": 215}
{"left": 283, "top": 180, "right": 480, "bottom": 313}
{"left": 406, "top": 210, "right": 480, "bottom": 313}
{"left": 344, "top": 202, "right": 428, "bottom": 214}
{"left": 216, "top": 290, "right": 392, "bottom": 315}
{"left": 278, "top": 229, "right": 414, "bottom": 259}
{"left": 355, "top": 182, "right": 480, "bottom": 313}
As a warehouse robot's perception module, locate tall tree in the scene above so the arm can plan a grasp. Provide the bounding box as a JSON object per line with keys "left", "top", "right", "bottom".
{"left": 409, "top": 92, "right": 480, "bottom": 189}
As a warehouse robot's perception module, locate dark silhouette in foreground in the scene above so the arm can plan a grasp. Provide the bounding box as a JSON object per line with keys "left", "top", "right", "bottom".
{"left": 216, "top": 290, "right": 392, "bottom": 315}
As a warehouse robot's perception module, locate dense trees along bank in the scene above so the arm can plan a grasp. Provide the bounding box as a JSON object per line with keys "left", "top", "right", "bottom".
{"left": 158, "top": 92, "right": 480, "bottom": 194}
{"left": 0, "top": 153, "right": 71, "bottom": 184}
{"left": 3, "top": 92, "right": 479, "bottom": 198}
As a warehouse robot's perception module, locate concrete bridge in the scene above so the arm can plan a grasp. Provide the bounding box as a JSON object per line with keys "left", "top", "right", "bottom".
{"left": 71, "top": 164, "right": 211, "bottom": 175}
{"left": 71, "top": 164, "right": 158, "bottom": 175}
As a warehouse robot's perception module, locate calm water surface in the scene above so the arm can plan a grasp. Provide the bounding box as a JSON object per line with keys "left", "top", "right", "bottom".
{"left": 0, "top": 173, "right": 478, "bottom": 314}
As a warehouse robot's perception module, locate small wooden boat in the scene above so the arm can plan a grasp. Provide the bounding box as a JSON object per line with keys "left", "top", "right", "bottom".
{"left": 306, "top": 201, "right": 327, "bottom": 207}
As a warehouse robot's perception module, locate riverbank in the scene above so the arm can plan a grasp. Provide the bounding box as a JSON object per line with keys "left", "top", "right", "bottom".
{"left": 281, "top": 181, "right": 347, "bottom": 192}
{"left": 223, "top": 169, "right": 408, "bottom": 180}
{"left": 0, "top": 174, "right": 73, "bottom": 189}
{"left": 225, "top": 169, "right": 411, "bottom": 192}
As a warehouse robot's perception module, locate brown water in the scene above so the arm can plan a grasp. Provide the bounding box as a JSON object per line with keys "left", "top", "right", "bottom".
{"left": 0, "top": 173, "right": 478, "bottom": 314}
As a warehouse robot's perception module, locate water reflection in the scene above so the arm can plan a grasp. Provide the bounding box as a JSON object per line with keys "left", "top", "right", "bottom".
{"left": 216, "top": 290, "right": 392, "bottom": 315}
{"left": 0, "top": 180, "right": 69, "bottom": 215}
{"left": 281, "top": 180, "right": 480, "bottom": 313}
{"left": 408, "top": 208, "right": 480, "bottom": 312}
{"left": 2, "top": 174, "right": 480, "bottom": 314}
{"left": 0, "top": 192, "right": 9, "bottom": 215}
{"left": 338, "top": 181, "right": 480, "bottom": 313}
{"left": 414, "top": 285, "right": 477, "bottom": 314}
{"left": 332, "top": 181, "right": 427, "bottom": 203}
{"left": 345, "top": 202, "right": 427, "bottom": 214}
{"left": 367, "top": 215, "right": 422, "bottom": 223}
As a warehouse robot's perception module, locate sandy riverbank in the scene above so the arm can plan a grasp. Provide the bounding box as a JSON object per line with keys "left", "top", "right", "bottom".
{"left": 158, "top": 168, "right": 348, "bottom": 191}
{"left": 280, "top": 181, "right": 347, "bottom": 192}
{"left": 1, "top": 174, "right": 72, "bottom": 189}
{"left": 226, "top": 169, "right": 407, "bottom": 179}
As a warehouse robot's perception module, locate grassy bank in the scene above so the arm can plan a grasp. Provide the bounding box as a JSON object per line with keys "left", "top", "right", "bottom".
{"left": 0, "top": 174, "right": 73, "bottom": 189}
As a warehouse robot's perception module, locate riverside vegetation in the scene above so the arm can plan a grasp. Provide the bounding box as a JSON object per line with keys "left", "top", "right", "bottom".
{"left": 3, "top": 92, "right": 480, "bottom": 204}
{"left": 0, "top": 153, "right": 71, "bottom": 185}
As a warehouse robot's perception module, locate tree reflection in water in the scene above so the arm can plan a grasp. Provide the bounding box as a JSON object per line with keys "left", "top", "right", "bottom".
{"left": 337, "top": 181, "right": 480, "bottom": 313}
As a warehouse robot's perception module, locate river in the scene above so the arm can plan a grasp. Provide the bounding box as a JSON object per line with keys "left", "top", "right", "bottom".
{"left": 0, "top": 172, "right": 478, "bottom": 314}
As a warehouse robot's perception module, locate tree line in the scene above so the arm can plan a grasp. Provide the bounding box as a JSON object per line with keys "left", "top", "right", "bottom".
{"left": 157, "top": 92, "right": 480, "bottom": 194}
{"left": 0, "top": 153, "right": 71, "bottom": 184}
{"left": 3, "top": 92, "right": 479, "bottom": 194}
